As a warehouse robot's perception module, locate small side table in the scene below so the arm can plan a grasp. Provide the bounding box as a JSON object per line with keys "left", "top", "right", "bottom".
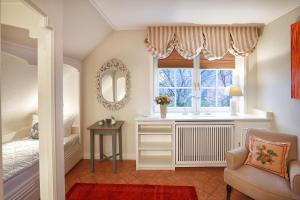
{"left": 87, "top": 121, "right": 124, "bottom": 173}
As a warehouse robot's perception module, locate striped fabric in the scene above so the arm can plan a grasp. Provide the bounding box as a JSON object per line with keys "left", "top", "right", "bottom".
{"left": 145, "top": 25, "right": 259, "bottom": 60}
{"left": 175, "top": 26, "right": 204, "bottom": 60}
{"left": 145, "top": 26, "right": 176, "bottom": 59}
{"left": 202, "top": 26, "right": 231, "bottom": 60}
{"left": 229, "top": 26, "right": 258, "bottom": 57}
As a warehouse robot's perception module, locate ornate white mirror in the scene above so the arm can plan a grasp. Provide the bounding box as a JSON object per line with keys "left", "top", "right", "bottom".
{"left": 96, "top": 58, "right": 130, "bottom": 110}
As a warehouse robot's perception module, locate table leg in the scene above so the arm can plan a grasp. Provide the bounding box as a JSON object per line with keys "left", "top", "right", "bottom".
{"left": 99, "top": 134, "right": 104, "bottom": 160}
{"left": 119, "top": 128, "right": 123, "bottom": 161}
{"left": 90, "top": 130, "right": 95, "bottom": 172}
{"left": 112, "top": 131, "right": 117, "bottom": 173}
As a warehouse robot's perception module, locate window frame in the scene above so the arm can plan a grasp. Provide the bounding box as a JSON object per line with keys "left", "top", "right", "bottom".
{"left": 153, "top": 55, "right": 237, "bottom": 113}
{"left": 153, "top": 66, "right": 196, "bottom": 113}
{"left": 198, "top": 69, "right": 233, "bottom": 113}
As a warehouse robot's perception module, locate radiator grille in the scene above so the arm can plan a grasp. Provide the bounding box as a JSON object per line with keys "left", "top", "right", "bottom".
{"left": 176, "top": 124, "right": 234, "bottom": 167}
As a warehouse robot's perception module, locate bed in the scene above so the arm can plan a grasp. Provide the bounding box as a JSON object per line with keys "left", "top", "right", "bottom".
{"left": 3, "top": 132, "right": 82, "bottom": 200}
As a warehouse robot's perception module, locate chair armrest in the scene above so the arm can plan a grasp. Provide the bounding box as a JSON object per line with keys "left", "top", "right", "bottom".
{"left": 289, "top": 160, "right": 300, "bottom": 195}
{"left": 225, "top": 147, "right": 249, "bottom": 170}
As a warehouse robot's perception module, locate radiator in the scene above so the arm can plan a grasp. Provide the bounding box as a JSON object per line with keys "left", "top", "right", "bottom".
{"left": 176, "top": 124, "right": 235, "bottom": 167}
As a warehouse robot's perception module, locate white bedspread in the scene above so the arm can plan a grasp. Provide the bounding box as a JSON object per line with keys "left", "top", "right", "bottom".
{"left": 3, "top": 139, "right": 39, "bottom": 182}
{"left": 3, "top": 134, "right": 80, "bottom": 182}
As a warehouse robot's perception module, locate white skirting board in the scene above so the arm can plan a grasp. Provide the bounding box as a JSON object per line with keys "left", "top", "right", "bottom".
{"left": 83, "top": 153, "right": 136, "bottom": 160}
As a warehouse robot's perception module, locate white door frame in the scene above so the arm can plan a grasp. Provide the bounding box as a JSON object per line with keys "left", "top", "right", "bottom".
{"left": 0, "top": 0, "right": 65, "bottom": 199}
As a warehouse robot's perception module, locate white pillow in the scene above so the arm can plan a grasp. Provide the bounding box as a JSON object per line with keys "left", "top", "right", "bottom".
{"left": 30, "top": 114, "right": 39, "bottom": 139}
{"left": 64, "top": 116, "right": 75, "bottom": 137}
{"left": 30, "top": 114, "right": 75, "bottom": 137}
{"left": 32, "top": 114, "right": 39, "bottom": 121}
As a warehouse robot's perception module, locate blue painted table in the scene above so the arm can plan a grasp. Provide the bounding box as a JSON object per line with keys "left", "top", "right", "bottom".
{"left": 87, "top": 121, "right": 124, "bottom": 173}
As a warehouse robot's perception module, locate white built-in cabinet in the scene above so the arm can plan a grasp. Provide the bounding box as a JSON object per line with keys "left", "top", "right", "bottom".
{"left": 235, "top": 121, "right": 272, "bottom": 147}
{"left": 136, "top": 113, "right": 272, "bottom": 170}
{"left": 136, "top": 121, "right": 175, "bottom": 170}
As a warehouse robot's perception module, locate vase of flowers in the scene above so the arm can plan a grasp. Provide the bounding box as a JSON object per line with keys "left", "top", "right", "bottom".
{"left": 155, "top": 95, "right": 171, "bottom": 118}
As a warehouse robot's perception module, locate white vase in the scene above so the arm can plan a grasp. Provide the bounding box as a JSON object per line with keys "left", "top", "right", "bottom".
{"left": 160, "top": 104, "right": 167, "bottom": 118}
{"left": 230, "top": 98, "right": 237, "bottom": 115}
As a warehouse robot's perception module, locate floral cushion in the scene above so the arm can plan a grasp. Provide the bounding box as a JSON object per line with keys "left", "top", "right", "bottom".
{"left": 244, "top": 135, "right": 291, "bottom": 179}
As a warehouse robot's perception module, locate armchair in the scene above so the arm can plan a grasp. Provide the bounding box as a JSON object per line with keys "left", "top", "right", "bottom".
{"left": 224, "top": 129, "right": 300, "bottom": 200}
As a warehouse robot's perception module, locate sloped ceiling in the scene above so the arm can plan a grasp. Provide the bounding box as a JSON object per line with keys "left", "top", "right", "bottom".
{"left": 1, "top": 24, "right": 37, "bottom": 65}
{"left": 63, "top": 0, "right": 112, "bottom": 60}
{"left": 91, "top": 0, "right": 300, "bottom": 30}
{"left": 1, "top": 0, "right": 112, "bottom": 62}
{"left": 1, "top": 24, "right": 37, "bottom": 48}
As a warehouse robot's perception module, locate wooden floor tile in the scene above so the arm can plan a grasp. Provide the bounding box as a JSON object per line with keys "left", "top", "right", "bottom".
{"left": 65, "top": 160, "right": 252, "bottom": 200}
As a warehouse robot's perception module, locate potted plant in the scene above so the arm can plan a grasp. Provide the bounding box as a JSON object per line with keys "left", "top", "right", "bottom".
{"left": 155, "top": 95, "right": 171, "bottom": 118}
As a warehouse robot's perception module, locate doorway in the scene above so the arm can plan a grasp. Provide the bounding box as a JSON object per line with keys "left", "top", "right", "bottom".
{"left": 1, "top": 0, "right": 65, "bottom": 199}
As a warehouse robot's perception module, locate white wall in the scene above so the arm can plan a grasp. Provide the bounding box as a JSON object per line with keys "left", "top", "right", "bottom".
{"left": 245, "top": 49, "right": 258, "bottom": 112}
{"left": 83, "top": 30, "right": 152, "bottom": 159}
{"left": 256, "top": 6, "right": 300, "bottom": 156}
{"left": 63, "top": 64, "right": 79, "bottom": 122}
{"left": 81, "top": 29, "right": 263, "bottom": 159}
{"left": 1, "top": 40, "right": 37, "bottom": 65}
{"left": 1, "top": 52, "right": 37, "bottom": 142}
{"left": 0, "top": 54, "right": 79, "bottom": 142}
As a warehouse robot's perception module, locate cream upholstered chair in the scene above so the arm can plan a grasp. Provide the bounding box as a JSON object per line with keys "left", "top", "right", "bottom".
{"left": 224, "top": 129, "right": 300, "bottom": 200}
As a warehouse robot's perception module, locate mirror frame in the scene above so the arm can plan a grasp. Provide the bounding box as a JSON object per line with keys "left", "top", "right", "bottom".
{"left": 96, "top": 58, "right": 130, "bottom": 110}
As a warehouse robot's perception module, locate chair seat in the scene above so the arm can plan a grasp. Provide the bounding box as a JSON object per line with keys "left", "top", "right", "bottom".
{"left": 224, "top": 165, "right": 300, "bottom": 200}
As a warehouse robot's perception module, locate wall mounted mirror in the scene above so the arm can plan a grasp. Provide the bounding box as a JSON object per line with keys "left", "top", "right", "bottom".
{"left": 102, "top": 70, "right": 126, "bottom": 102}
{"left": 96, "top": 58, "right": 130, "bottom": 110}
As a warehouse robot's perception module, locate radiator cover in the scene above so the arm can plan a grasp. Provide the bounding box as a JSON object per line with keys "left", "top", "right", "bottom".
{"left": 175, "top": 124, "right": 235, "bottom": 167}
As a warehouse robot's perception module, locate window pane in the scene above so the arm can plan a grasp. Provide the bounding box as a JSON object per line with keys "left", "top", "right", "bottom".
{"left": 201, "top": 70, "right": 216, "bottom": 87}
{"left": 176, "top": 89, "right": 192, "bottom": 107}
{"left": 159, "top": 69, "right": 175, "bottom": 87}
{"left": 217, "top": 89, "right": 230, "bottom": 107}
{"left": 176, "top": 69, "right": 192, "bottom": 87}
{"left": 217, "top": 70, "right": 232, "bottom": 87}
{"left": 200, "top": 89, "right": 216, "bottom": 107}
{"left": 159, "top": 89, "right": 175, "bottom": 107}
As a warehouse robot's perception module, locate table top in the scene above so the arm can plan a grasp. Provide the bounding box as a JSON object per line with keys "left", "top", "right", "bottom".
{"left": 87, "top": 121, "right": 124, "bottom": 131}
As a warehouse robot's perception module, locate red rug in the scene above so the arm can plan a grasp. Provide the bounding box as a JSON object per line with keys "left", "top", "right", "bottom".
{"left": 66, "top": 183, "right": 198, "bottom": 200}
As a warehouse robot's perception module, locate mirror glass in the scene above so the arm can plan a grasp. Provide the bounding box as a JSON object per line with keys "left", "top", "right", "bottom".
{"left": 101, "top": 70, "right": 126, "bottom": 102}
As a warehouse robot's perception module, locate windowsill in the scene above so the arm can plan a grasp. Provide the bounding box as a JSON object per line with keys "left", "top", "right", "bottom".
{"left": 151, "top": 112, "right": 230, "bottom": 117}
{"left": 137, "top": 112, "right": 272, "bottom": 121}
{"left": 152, "top": 110, "right": 229, "bottom": 115}
{"left": 153, "top": 107, "right": 230, "bottom": 113}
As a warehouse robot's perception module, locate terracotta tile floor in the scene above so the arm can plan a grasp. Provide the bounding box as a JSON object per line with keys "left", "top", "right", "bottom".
{"left": 65, "top": 160, "right": 252, "bottom": 200}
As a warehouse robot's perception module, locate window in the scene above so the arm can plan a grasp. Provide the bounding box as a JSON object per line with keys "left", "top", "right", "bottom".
{"left": 200, "top": 70, "right": 233, "bottom": 108}
{"left": 158, "top": 68, "right": 193, "bottom": 108}
{"left": 154, "top": 50, "right": 236, "bottom": 113}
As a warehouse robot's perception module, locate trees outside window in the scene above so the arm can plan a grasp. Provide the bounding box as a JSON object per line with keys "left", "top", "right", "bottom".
{"left": 158, "top": 69, "right": 193, "bottom": 108}
{"left": 200, "top": 70, "right": 232, "bottom": 108}
{"left": 155, "top": 53, "right": 235, "bottom": 113}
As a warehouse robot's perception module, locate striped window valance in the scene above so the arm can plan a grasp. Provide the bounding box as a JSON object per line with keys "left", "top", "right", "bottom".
{"left": 145, "top": 25, "right": 259, "bottom": 60}
{"left": 158, "top": 50, "right": 235, "bottom": 69}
